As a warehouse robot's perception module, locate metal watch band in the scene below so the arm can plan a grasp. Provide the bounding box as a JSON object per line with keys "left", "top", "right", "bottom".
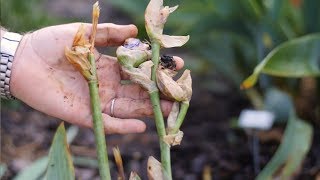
{"left": 1, "top": 32, "right": 23, "bottom": 99}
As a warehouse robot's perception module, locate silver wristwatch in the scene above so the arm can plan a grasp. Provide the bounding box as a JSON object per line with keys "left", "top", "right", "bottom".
{"left": 1, "top": 32, "right": 22, "bottom": 99}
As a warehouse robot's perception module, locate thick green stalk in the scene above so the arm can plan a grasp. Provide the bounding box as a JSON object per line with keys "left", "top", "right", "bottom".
{"left": 151, "top": 42, "right": 160, "bottom": 81}
{"left": 171, "top": 102, "right": 189, "bottom": 134}
{"left": 88, "top": 53, "right": 111, "bottom": 180}
{"left": 150, "top": 42, "right": 172, "bottom": 179}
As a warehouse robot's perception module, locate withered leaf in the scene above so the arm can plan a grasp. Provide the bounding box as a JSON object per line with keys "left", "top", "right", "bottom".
{"left": 156, "top": 68, "right": 186, "bottom": 101}
{"left": 163, "top": 131, "right": 184, "bottom": 147}
{"left": 159, "top": 34, "right": 190, "bottom": 48}
{"left": 65, "top": 24, "right": 92, "bottom": 80}
{"left": 139, "top": 61, "right": 154, "bottom": 79}
{"left": 156, "top": 68, "right": 193, "bottom": 102}
{"left": 145, "top": 0, "right": 189, "bottom": 48}
{"left": 167, "top": 101, "right": 180, "bottom": 130}
{"left": 65, "top": 47, "right": 91, "bottom": 80}
{"left": 73, "top": 24, "right": 90, "bottom": 47}
{"left": 122, "top": 67, "right": 157, "bottom": 93}
{"left": 147, "top": 156, "right": 163, "bottom": 180}
{"left": 176, "top": 69, "right": 192, "bottom": 103}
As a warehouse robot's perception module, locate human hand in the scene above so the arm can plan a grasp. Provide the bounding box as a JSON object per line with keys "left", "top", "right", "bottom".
{"left": 10, "top": 23, "right": 184, "bottom": 134}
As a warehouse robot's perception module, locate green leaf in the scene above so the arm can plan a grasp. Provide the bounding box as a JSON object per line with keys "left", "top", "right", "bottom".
{"left": 13, "top": 157, "right": 48, "bottom": 180}
{"left": 0, "top": 163, "right": 7, "bottom": 179}
{"left": 302, "top": 0, "right": 320, "bottom": 33}
{"left": 13, "top": 126, "right": 78, "bottom": 180}
{"left": 242, "top": 33, "right": 320, "bottom": 89}
{"left": 257, "top": 113, "right": 313, "bottom": 180}
{"left": 45, "top": 123, "right": 75, "bottom": 180}
{"left": 264, "top": 88, "right": 294, "bottom": 123}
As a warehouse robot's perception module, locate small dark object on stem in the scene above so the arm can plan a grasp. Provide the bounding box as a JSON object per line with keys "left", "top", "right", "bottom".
{"left": 160, "top": 55, "right": 176, "bottom": 70}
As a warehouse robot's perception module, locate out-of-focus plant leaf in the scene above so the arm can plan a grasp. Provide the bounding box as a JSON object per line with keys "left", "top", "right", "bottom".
{"left": 66, "top": 126, "right": 79, "bottom": 144}
{"left": 72, "top": 156, "right": 99, "bottom": 169}
{"left": 264, "top": 88, "right": 294, "bottom": 123}
{"left": 13, "top": 157, "right": 48, "bottom": 180}
{"left": 199, "top": 31, "right": 256, "bottom": 85}
{"left": 0, "top": 163, "right": 7, "bottom": 179}
{"left": 242, "top": 33, "right": 320, "bottom": 89}
{"left": 257, "top": 113, "right": 313, "bottom": 179}
{"left": 1, "top": 99, "right": 22, "bottom": 110}
{"left": 109, "top": 0, "right": 317, "bottom": 83}
{"left": 302, "top": 0, "right": 320, "bottom": 33}
{"left": 45, "top": 123, "right": 75, "bottom": 180}
{"left": 0, "top": 0, "right": 58, "bottom": 32}
{"left": 13, "top": 125, "right": 78, "bottom": 180}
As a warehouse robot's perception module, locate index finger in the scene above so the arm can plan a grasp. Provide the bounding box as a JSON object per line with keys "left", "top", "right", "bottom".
{"left": 89, "top": 23, "right": 138, "bottom": 47}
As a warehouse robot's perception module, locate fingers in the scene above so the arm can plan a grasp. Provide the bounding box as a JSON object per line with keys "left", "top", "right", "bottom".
{"left": 102, "top": 114, "right": 146, "bottom": 134}
{"left": 173, "top": 56, "right": 184, "bottom": 70}
{"left": 104, "top": 98, "right": 173, "bottom": 119}
{"left": 86, "top": 23, "right": 138, "bottom": 47}
{"left": 120, "top": 56, "right": 185, "bottom": 80}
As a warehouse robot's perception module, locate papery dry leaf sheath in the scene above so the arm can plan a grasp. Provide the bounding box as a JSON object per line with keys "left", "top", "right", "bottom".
{"left": 145, "top": 0, "right": 189, "bottom": 48}
{"left": 65, "top": 24, "right": 92, "bottom": 80}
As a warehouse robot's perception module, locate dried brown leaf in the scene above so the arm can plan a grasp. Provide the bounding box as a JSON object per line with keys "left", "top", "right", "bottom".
{"left": 156, "top": 68, "right": 186, "bottom": 101}
{"left": 167, "top": 101, "right": 180, "bottom": 130}
{"left": 122, "top": 67, "right": 157, "bottom": 93}
{"left": 139, "top": 61, "right": 154, "bottom": 79}
{"left": 113, "top": 147, "right": 125, "bottom": 180}
{"left": 156, "top": 68, "right": 192, "bottom": 102}
{"left": 73, "top": 24, "right": 90, "bottom": 47}
{"left": 64, "top": 24, "right": 93, "bottom": 80}
{"left": 145, "top": 0, "right": 189, "bottom": 48}
{"left": 147, "top": 156, "right": 163, "bottom": 180}
{"left": 163, "top": 131, "right": 184, "bottom": 147}
{"left": 159, "top": 34, "right": 190, "bottom": 48}
{"left": 90, "top": 1, "right": 100, "bottom": 51}
{"left": 65, "top": 47, "right": 91, "bottom": 80}
{"left": 177, "top": 69, "right": 192, "bottom": 103}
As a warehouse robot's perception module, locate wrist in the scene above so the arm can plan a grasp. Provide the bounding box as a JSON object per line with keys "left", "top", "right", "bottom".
{"left": 0, "top": 31, "right": 23, "bottom": 99}
{"left": 9, "top": 33, "right": 33, "bottom": 99}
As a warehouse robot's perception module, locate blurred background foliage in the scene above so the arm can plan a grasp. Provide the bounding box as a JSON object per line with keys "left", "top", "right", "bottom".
{"left": 109, "top": 0, "right": 319, "bottom": 123}
{"left": 109, "top": 0, "right": 320, "bottom": 82}
{"left": 0, "top": 0, "right": 59, "bottom": 32}
{"left": 1, "top": 0, "right": 319, "bottom": 179}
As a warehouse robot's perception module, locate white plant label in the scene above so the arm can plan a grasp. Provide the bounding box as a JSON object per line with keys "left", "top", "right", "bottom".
{"left": 239, "top": 109, "right": 275, "bottom": 130}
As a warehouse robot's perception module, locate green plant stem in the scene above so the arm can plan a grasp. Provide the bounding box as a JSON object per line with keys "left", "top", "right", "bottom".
{"left": 150, "top": 42, "right": 172, "bottom": 179}
{"left": 88, "top": 53, "right": 111, "bottom": 180}
{"left": 151, "top": 42, "right": 160, "bottom": 81}
{"left": 171, "top": 102, "right": 189, "bottom": 134}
